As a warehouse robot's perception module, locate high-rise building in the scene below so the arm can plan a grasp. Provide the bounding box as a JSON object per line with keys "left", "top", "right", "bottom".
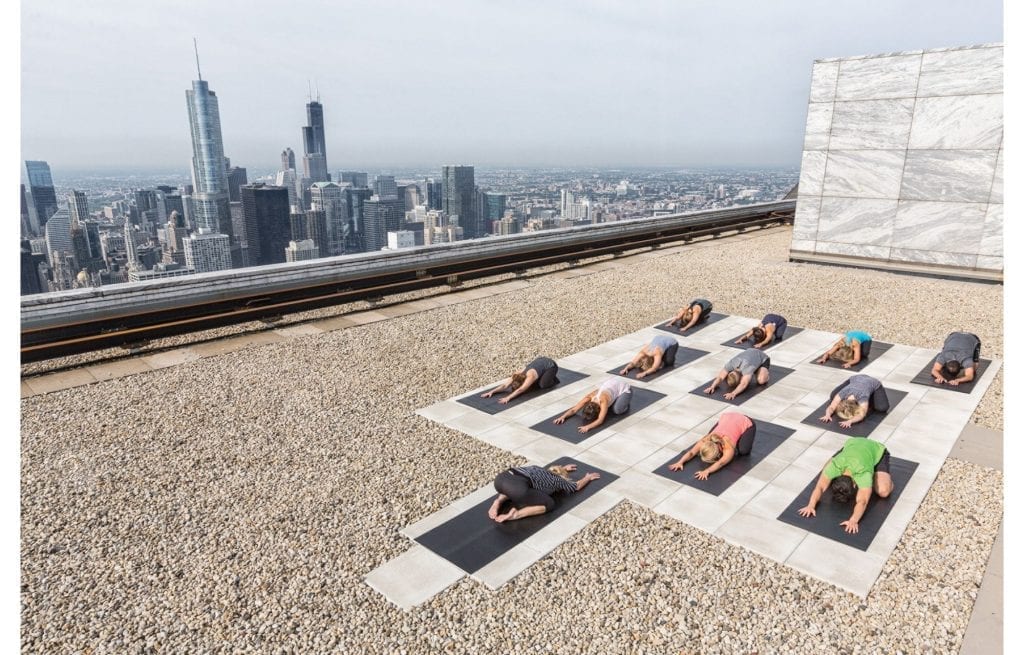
{"left": 21, "top": 240, "right": 45, "bottom": 296}
{"left": 442, "top": 165, "right": 478, "bottom": 238}
{"left": 343, "top": 187, "right": 374, "bottom": 252}
{"left": 301, "top": 99, "right": 329, "bottom": 183}
{"left": 424, "top": 178, "right": 443, "bottom": 211}
{"left": 285, "top": 239, "right": 319, "bottom": 262}
{"left": 44, "top": 208, "right": 72, "bottom": 265}
{"left": 239, "top": 184, "right": 291, "bottom": 266}
{"left": 186, "top": 64, "right": 233, "bottom": 239}
{"left": 297, "top": 209, "right": 329, "bottom": 259}
{"left": 309, "top": 182, "right": 347, "bottom": 257}
{"left": 362, "top": 196, "right": 403, "bottom": 252}
{"left": 374, "top": 175, "right": 398, "bottom": 200}
{"left": 401, "top": 184, "right": 420, "bottom": 212}
{"left": 20, "top": 184, "right": 34, "bottom": 236}
{"left": 68, "top": 190, "right": 89, "bottom": 226}
{"left": 281, "top": 147, "right": 296, "bottom": 171}
{"left": 339, "top": 171, "right": 368, "bottom": 188}
{"left": 25, "top": 161, "right": 59, "bottom": 229}
{"left": 227, "top": 166, "right": 248, "bottom": 202}
{"left": 183, "top": 232, "right": 232, "bottom": 273}
{"left": 483, "top": 192, "right": 507, "bottom": 223}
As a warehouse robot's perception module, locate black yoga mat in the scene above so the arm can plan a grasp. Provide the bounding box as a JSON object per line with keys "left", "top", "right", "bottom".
{"left": 688, "top": 366, "right": 796, "bottom": 406}
{"left": 776, "top": 456, "right": 919, "bottom": 550}
{"left": 909, "top": 358, "right": 992, "bottom": 394}
{"left": 529, "top": 387, "right": 667, "bottom": 444}
{"left": 799, "top": 389, "right": 909, "bottom": 438}
{"left": 606, "top": 346, "right": 709, "bottom": 382}
{"left": 415, "top": 457, "right": 619, "bottom": 573}
{"left": 811, "top": 341, "right": 894, "bottom": 372}
{"left": 651, "top": 420, "right": 796, "bottom": 496}
{"left": 722, "top": 326, "right": 804, "bottom": 350}
{"left": 654, "top": 312, "right": 728, "bottom": 336}
{"left": 457, "top": 369, "right": 589, "bottom": 415}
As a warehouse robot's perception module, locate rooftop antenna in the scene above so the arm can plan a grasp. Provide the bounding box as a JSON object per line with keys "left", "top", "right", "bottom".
{"left": 315, "top": 79, "right": 320, "bottom": 102}
{"left": 307, "top": 79, "right": 312, "bottom": 102}
{"left": 193, "top": 37, "right": 202, "bottom": 81}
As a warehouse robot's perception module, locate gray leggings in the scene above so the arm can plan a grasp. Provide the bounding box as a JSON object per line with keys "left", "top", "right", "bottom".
{"left": 611, "top": 391, "right": 631, "bottom": 415}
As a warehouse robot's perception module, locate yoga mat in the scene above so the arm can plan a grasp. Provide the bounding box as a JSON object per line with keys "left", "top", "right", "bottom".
{"left": 722, "top": 326, "right": 804, "bottom": 350}
{"left": 776, "top": 456, "right": 919, "bottom": 550}
{"left": 799, "top": 389, "right": 909, "bottom": 438}
{"left": 651, "top": 420, "right": 796, "bottom": 496}
{"left": 529, "top": 387, "right": 667, "bottom": 444}
{"left": 689, "top": 366, "right": 796, "bottom": 406}
{"left": 457, "top": 369, "right": 589, "bottom": 415}
{"left": 909, "top": 358, "right": 992, "bottom": 394}
{"left": 414, "top": 457, "right": 619, "bottom": 573}
{"left": 606, "top": 346, "right": 709, "bottom": 382}
{"left": 811, "top": 341, "right": 894, "bottom": 372}
{"left": 654, "top": 312, "right": 728, "bottom": 336}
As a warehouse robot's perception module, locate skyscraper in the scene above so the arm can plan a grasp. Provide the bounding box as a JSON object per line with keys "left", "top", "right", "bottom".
{"left": 301, "top": 99, "right": 329, "bottom": 183}
{"left": 362, "top": 196, "right": 403, "bottom": 252}
{"left": 340, "top": 172, "right": 368, "bottom": 188}
{"left": 43, "top": 208, "right": 72, "bottom": 265}
{"left": 309, "top": 182, "right": 348, "bottom": 257}
{"left": 20, "top": 184, "right": 34, "bottom": 236}
{"left": 374, "top": 175, "right": 398, "bottom": 200}
{"left": 183, "top": 232, "right": 232, "bottom": 273}
{"left": 424, "top": 178, "right": 443, "bottom": 211}
{"left": 227, "top": 166, "right": 248, "bottom": 202}
{"left": 442, "top": 165, "right": 477, "bottom": 238}
{"left": 484, "top": 192, "right": 508, "bottom": 223}
{"left": 240, "top": 184, "right": 291, "bottom": 266}
{"left": 281, "top": 147, "right": 296, "bottom": 171}
{"left": 25, "top": 160, "right": 59, "bottom": 229}
{"left": 185, "top": 51, "right": 233, "bottom": 243}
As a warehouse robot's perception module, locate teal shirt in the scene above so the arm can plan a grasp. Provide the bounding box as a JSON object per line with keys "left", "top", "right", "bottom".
{"left": 823, "top": 437, "right": 885, "bottom": 489}
{"left": 845, "top": 330, "right": 872, "bottom": 345}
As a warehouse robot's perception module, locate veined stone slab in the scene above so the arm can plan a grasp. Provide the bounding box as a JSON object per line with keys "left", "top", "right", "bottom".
{"left": 798, "top": 151, "right": 828, "bottom": 197}
{"left": 908, "top": 95, "right": 1003, "bottom": 150}
{"left": 816, "top": 197, "right": 897, "bottom": 246}
{"left": 918, "top": 46, "right": 1003, "bottom": 97}
{"left": 976, "top": 255, "right": 1002, "bottom": 271}
{"left": 900, "top": 150, "right": 999, "bottom": 202}
{"left": 891, "top": 201, "right": 987, "bottom": 253}
{"left": 809, "top": 61, "right": 840, "bottom": 102}
{"left": 803, "top": 103, "right": 834, "bottom": 151}
{"left": 979, "top": 205, "right": 1003, "bottom": 257}
{"left": 889, "top": 248, "right": 978, "bottom": 268}
{"left": 822, "top": 150, "right": 905, "bottom": 199}
{"left": 836, "top": 54, "right": 921, "bottom": 101}
{"left": 829, "top": 99, "right": 915, "bottom": 150}
{"left": 989, "top": 150, "right": 1002, "bottom": 203}
{"left": 793, "top": 200, "right": 820, "bottom": 240}
{"left": 814, "top": 241, "right": 891, "bottom": 260}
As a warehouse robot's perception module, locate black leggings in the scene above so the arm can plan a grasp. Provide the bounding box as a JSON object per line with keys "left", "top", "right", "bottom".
{"left": 859, "top": 340, "right": 873, "bottom": 358}
{"left": 830, "top": 379, "right": 890, "bottom": 413}
{"left": 663, "top": 342, "right": 679, "bottom": 368}
{"left": 537, "top": 364, "right": 559, "bottom": 389}
{"left": 494, "top": 470, "right": 555, "bottom": 511}
{"left": 710, "top": 420, "right": 756, "bottom": 456}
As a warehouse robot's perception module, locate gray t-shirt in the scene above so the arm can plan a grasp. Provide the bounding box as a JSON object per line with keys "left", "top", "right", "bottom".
{"left": 838, "top": 374, "right": 881, "bottom": 404}
{"left": 936, "top": 332, "right": 980, "bottom": 369}
{"left": 649, "top": 334, "right": 677, "bottom": 354}
{"left": 725, "top": 349, "right": 769, "bottom": 377}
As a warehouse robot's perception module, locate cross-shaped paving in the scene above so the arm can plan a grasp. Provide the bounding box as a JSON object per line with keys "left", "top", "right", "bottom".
{"left": 366, "top": 314, "right": 1000, "bottom": 609}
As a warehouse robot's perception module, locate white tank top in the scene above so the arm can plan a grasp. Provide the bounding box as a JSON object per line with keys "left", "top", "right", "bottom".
{"left": 597, "top": 378, "right": 631, "bottom": 402}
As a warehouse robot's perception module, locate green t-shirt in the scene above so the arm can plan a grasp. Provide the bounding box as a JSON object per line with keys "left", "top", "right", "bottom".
{"left": 823, "top": 437, "right": 885, "bottom": 489}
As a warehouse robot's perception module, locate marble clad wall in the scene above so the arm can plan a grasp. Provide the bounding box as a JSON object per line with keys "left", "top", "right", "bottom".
{"left": 791, "top": 44, "right": 1003, "bottom": 274}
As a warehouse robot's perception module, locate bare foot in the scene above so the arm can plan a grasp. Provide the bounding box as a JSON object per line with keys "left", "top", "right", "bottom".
{"left": 495, "top": 508, "right": 518, "bottom": 523}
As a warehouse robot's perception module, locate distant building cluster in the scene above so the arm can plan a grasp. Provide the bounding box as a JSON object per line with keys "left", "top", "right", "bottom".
{"left": 18, "top": 54, "right": 797, "bottom": 296}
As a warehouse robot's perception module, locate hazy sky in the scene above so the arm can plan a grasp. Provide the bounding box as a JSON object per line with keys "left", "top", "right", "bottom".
{"left": 21, "top": 0, "right": 1002, "bottom": 172}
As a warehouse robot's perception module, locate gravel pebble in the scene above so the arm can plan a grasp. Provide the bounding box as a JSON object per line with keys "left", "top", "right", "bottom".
{"left": 22, "top": 228, "right": 1002, "bottom": 653}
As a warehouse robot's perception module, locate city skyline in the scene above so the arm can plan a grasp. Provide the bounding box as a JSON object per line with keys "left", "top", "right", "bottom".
{"left": 21, "top": 0, "right": 1002, "bottom": 171}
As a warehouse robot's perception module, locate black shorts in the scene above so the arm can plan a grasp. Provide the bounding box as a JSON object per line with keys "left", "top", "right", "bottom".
{"left": 875, "top": 448, "right": 891, "bottom": 475}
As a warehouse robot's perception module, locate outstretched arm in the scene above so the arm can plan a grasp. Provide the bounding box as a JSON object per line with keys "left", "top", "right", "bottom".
{"left": 723, "top": 373, "right": 752, "bottom": 400}
{"left": 754, "top": 325, "right": 774, "bottom": 349}
{"left": 735, "top": 328, "right": 754, "bottom": 344}
{"left": 578, "top": 399, "right": 610, "bottom": 433}
{"left": 574, "top": 471, "right": 601, "bottom": 491}
{"left": 798, "top": 473, "right": 831, "bottom": 517}
{"left": 930, "top": 361, "right": 946, "bottom": 384}
{"left": 948, "top": 365, "right": 975, "bottom": 386}
{"left": 817, "top": 338, "right": 843, "bottom": 364}
{"left": 482, "top": 377, "right": 514, "bottom": 397}
{"left": 668, "top": 440, "right": 705, "bottom": 471}
{"left": 694, "top": 444, "right": 736, "bottom": 480}
{"left": 844, "top": 341, "right": 862, "bottom": 368}
{"left": 499, "top": 370, "right": 539, "bottom": 404}
{"left": 819, "top": 394, "right": 842, "bottom": 422}
{"left": 681, "top": 306, "right": 702, "bottom": 331}
{"left": 620, "top": 352, "right": 643, "bottom": 375}
{"left": 636, "top": 350, "right": 664, "bottom": 379}
{"left": 704, "top": 370, "right": 727, "bottom": 394}
{"left": 554, "top": 393, "right": 593, "bottom": 424}
{"left": 840, "top": 487, "right": 873, "bottom": 534}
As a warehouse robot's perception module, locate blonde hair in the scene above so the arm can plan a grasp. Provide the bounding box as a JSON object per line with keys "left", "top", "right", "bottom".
{"left": 681, "top": 307, "right": 694, "bottom": 323}
{"left": 700, "top": 435, "right": 725, "bottom": 463}
{"left": 831, "top": 346, "right": 855, "bottom": 363}
{"left": 548, "top": 465, "right": 572, "bottom": 480}
{"left": 836, "top": 399, "right": 860, "bottom": 420}
{"left": 725, "top": 370, "right": 742, "bottom": 389}
{"left": 510, "top": 372, "right": 527, "bottom": 390}
{"left": 637, "top": 354, "right": 654, "bottom": 371}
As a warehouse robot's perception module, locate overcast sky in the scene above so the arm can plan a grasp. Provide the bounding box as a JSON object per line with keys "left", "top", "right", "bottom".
{"left": 20, "top": 0, "right": 1002, "bottom": 172}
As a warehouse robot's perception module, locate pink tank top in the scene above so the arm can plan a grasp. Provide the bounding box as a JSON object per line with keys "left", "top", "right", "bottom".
{"left": 715, "top": 412, "right": 753, "bottom": 447}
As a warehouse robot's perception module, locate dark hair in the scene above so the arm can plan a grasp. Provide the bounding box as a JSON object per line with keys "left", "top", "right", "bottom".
{"left": 510, "top": 372, "right": 527, "bottom": 390}
{"left": 580, "top": 401, "right": 600, "bottom": 422}
{"left": 830, "top": 475, "right": 855, "bottom": 504}
{"left": 944, "top": 360, "right": 961, "bottom": 377}
{"left": 752, "top": 327, "right": 766, "bottom": 343}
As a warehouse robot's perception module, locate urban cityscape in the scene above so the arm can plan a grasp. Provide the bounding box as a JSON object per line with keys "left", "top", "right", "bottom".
{"left": 19, "top": 57, "right": 797, "bottom": 296}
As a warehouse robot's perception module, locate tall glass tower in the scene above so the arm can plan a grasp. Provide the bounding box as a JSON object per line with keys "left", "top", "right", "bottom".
{"left": 302, "top": 99, "right": 329, "bottom": 183}
{"left": 186, "top": 78, "right": 232, "bottom": 236}
{"left": 25, "top": 160, "right": 59, "bottom": 229}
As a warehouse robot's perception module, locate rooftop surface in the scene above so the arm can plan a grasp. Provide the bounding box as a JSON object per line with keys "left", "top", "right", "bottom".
{"left": 21, "top": 226, "right": 1003, "bottom": 653}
